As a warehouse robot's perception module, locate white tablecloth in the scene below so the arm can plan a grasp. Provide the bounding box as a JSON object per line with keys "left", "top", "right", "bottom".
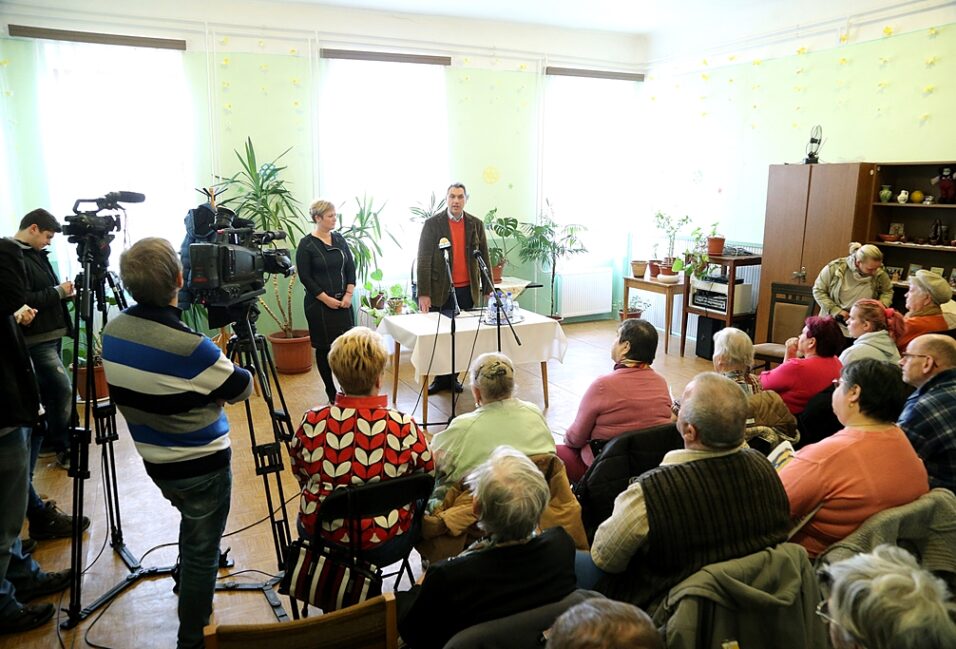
{"left": 377, "top": 310, "right": 568, "bottom": 382}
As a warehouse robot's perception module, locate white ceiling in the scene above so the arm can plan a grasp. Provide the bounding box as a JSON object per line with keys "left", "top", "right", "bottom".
{"left": 277, "top": 0, "right": 768, "bottom": 34}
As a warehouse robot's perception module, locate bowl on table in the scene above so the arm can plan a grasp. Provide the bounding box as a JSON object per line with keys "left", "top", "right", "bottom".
{"left": 877, "top": 233, "right": 899, "bottom": 242}
{"left": 656, "top": 273, "right": 682, "bottom": 284}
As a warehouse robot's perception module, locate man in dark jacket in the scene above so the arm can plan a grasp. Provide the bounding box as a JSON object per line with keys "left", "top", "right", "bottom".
{"left": 0, "top": 237, "right": 72, "bottom": 634}
{"left": 415, "top": 183, "right": 492, "bottom": 394}
{"left": 12, "top": 209, "right": 90, "bottom": 541}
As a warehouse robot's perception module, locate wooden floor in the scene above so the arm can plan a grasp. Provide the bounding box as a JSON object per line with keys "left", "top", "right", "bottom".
{"left": 15, "top": 320, "right": 711, "bottom": 649}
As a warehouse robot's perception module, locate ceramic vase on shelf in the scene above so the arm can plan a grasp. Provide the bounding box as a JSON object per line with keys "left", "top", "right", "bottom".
{"left": 879, "top": 185, "right": 892, "bottom": 203}
{"left": 897, "top": 190, "right": 909, "bottom": 204}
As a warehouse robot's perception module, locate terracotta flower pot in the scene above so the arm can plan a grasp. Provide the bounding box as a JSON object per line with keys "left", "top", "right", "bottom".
{"left": 76, "top": 364, "right": 109, "bottom": 401}
{"left": 648, "top": 260, "right": 662, "bottom": 278}
{"left": 618, "top": 309, "right": 643, "bottom": 320}
{"left": 268, "top": 329, "right": 313, "bottom": 374}
{"left": 630, "top": 260, "right": 648, "bottom": 278}
{"left": 492, "top": 261, "right": 505, "bottom": 283}
{"left": 707, "top": 236, "right": 725, "bottom": 256}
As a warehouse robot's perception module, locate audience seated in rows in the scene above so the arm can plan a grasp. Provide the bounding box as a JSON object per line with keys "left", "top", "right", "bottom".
{"left": 820, "top": 544, "right": 956, "bottom": 649}
{"left": 557, "top": 319, "right": 673, "bottom": 483}
{"left": 430, "top": 352, "right": 555, "bottom": 502}
{"left": 896, "top": 270, "right": 953, "bottom": 351}
{"left": 780, "top": 359, "right": 929, "bottom": 558}
{"left": 397, "top": 447, "right": 577, "bottom": 649}
{"left": 546, "top": 599, "right": 663, "bottom": 649}
{"left": 289, "top": 327, "right": 434, "bottom": 564}
{"left": 898, "top": 334, "right": 956, "bottom": 492}
{"left": 839, "top": 298, "right": 902, "bottom": 365}
{"left": 760, "top": 315, "right": 844, "bottom": 415}
{"left": 579, "top": 372, "right": 790, "bottom": 612}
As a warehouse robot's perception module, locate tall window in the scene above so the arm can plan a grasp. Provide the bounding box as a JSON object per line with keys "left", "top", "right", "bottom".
{"left": 317, "top": 58, "right": 448, "bottom": 289}
{"left": 541, "top": 74, "right": 642, "bottom": 266}
{"left": 35, "top": 40, "right": 195, "bottom": 276}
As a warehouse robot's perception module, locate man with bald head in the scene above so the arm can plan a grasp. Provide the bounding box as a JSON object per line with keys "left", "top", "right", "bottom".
{"left": 585, "top": 372, "right": 790, "bottom": 610}
{"left": 898, "top": 334, "right": 956, "bottom": 491}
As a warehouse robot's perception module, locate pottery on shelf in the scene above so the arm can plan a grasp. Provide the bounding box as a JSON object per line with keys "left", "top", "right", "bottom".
{"left": 879, "top": 185, "right": 892, "bottom": 203}
{"left": 897, "top": 190, "right": 909, "bottom": 204}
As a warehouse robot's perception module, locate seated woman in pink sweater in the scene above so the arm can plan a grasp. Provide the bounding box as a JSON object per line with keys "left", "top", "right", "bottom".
{"left": 779, "top": 359, "right": 929, "bottom": 557}
{"left": 556, "top": 319, "right": 673, "bottom": 483}
{"left": 759, "top": 315, "right": 844, "bottom": 414}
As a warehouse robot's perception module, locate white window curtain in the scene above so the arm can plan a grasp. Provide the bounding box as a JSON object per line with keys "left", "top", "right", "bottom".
{"left": 541, "top": 74, "right": 643, "bottom": 265}
{"left": 35, "top": 40, "right": 196, "bottom": 277}
{"left": 317, "top": 58, "right": 448, "bottom": 291}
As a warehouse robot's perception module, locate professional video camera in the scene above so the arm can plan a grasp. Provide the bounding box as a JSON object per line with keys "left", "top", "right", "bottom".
{"left": 188, "top": 224, "right": 293, "bottom": 326}
{"left": 63, "top": 191, "right": 145, "bottom": 269}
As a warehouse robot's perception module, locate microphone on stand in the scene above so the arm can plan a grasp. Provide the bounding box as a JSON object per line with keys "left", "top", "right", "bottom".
{"left": 439, "top": 237, "right": 451, "bottom": 263}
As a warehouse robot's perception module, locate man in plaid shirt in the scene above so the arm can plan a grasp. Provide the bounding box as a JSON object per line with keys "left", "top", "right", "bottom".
{"left": 898, "top": 334, "right": 956, "bottom": 492}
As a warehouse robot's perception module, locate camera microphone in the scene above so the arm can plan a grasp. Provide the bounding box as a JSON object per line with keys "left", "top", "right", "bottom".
{"left": 105, "top": 191, "right": 146, "bottom": 204}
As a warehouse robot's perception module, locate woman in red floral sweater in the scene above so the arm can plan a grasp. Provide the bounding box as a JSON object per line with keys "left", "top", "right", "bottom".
{"left": 290, "top": 327, "right": 434, "bottom": 563}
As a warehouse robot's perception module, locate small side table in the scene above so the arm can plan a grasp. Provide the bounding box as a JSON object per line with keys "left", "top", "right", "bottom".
{"left": 622, "top": 276, "right": 685, "bottom": 355}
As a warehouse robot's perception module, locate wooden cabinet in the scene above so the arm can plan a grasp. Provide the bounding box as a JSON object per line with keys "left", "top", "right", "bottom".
{"left": 868, "top": 162, "right": 956, "bottom": 302}
{"left": 756, "top": 163, "right": 875, "bottom": 342}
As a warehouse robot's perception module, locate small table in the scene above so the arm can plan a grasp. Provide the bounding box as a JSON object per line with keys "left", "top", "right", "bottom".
{"left": 377, "top": 310, "right": 568, "bottom": 424}
{"left": 622, "top": 276, "right": 685, "bottom": 355}
{"left": 680, "top": 253, "right": 762, "bottom": 356}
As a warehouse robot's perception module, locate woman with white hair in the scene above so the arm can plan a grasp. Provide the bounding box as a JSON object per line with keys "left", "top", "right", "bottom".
{"left": 397, "top": 446, "right": 577, "bottom": 649}
{"left": 813, "top": 243, "right": 893, "bottom": 332}
{"left": 712, "top": 327, "right": 762, "bottom": 394}
{"left": 895, "top": 269, "right": 953, "bottom": 351}
{"left": 430, "top": 352, "right": 555, "bottom": 491}
{"left": 819, "top": 544, "right": 956, "bottom": 649}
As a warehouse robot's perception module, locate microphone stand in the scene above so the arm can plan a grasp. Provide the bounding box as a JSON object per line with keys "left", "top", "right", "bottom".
{"left": 440, "top": 247, "right": 461, "bottom": 421}
{"left": 473, "top": 249, "right": 521, "bottom": 352}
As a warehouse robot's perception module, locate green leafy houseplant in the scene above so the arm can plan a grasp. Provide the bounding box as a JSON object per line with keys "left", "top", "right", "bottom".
{"left": 672, "top": 221, "right": 720, "bottom": 279}
{"left": 518, "top": 208, "right": 588, "bottom": 318}
{"left": 361, "top": 268, "right": 387, "bottom": 309}
{"left": 483, "top": 208, "right": 523, "bottom": 268}
{"left": 409, "top": 192, "right": 445, "bottom": 224}
{"left": 340, "top": 195, "right": 399, "bottom": 288}
{"left": 217, "top": 137, "right": 307, "bottom": 338}
{"left": 654, "top": 211, "right": 691, "bottom": 261}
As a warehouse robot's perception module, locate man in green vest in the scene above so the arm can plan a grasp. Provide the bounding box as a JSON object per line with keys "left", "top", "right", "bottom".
{"left": 581, "top": 372, "right": 790, "bottom": 611}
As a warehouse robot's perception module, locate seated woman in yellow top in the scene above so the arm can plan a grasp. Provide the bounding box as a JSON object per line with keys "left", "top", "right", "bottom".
{"left": 895, "top": 270, "right": 953, "bottom": 351}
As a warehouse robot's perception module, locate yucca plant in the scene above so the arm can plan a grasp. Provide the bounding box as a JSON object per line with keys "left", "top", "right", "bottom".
{"left": 340, "top": 195, "right": 399, "bottom": 287}
{"left": 217, "top": 138, "right": 308, "bottom": 337}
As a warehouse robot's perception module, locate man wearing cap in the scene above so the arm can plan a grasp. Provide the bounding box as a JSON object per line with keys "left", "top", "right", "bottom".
{"left": 898, "top": 334, "right": 956, "bottom": 492}
{"left": 12, "top": 209, "right": 90, "bottom": 542}
{"left": 896, "top": 269, "right": 954, "bottom": 351}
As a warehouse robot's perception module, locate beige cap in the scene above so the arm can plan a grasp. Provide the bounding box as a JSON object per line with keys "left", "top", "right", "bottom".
{"left": 912, "top": 270, "right": 953, "bottom": 305}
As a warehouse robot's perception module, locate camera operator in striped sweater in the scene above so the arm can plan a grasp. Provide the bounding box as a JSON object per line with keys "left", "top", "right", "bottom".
{"left": 102, "top": 237, "right": 252, "bottom": 649}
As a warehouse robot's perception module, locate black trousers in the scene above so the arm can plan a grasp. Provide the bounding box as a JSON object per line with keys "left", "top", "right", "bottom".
{"left": 430, "top": 285, "right": 474, "bottom": 385}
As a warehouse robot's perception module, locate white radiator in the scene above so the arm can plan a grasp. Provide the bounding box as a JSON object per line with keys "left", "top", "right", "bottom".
{"left": 557, "top": 268, "right": 613, "bottom": 317}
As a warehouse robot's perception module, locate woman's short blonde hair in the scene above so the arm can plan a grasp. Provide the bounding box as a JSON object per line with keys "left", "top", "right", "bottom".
{"left": 712, "top": 327, "right": 754, "bottom": 370}
{"left": 309, "top": 199, "right": 334, "bottom": 223}
{"left": 849, "top": 242, "right": 883, "bottom": 264}
{"left": 328, "top": 327, "right": 387, "bottom": 395}
{"left": 470, "top": 352, "right": 515, "bottom": 402}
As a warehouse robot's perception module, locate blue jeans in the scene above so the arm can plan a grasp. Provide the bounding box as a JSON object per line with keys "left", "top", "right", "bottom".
{"left": 574, "top": 550, "right": 607, "bottom": 590}
{"left": 0, "top": 427, "right": 42, "bottom": 621}
{"left": 153, "top": 466, "right": 232, "bottom": 649}
{"left": 29, "top": 340, "right": 72, "bottom": 454}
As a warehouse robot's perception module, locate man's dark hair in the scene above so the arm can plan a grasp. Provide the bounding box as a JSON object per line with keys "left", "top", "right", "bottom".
{"left": 19, "top": 208, "right": 61, "bottom": 233}
{"left": 841, "top": 359, "right": 907, "bottom": 423}
{"left": 618, "top": 319, "right": 657, "bottom": 363}
{"left": 447, "top": 182, "right": 468, "bottom": 197}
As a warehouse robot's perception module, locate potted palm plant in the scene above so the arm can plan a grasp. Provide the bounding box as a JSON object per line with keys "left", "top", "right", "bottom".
{"left": 483, "top": 208, "right": 523, "bottom": 282}
{"left": 217, "top": 137, "right": 311, "bottom": 373}
{"left": 518, "top": 205, "right": 588, "bottom": 319}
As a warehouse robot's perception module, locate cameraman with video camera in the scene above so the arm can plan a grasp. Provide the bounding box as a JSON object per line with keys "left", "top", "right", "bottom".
{"left": 101, "top": 238, "right": 252, "bottom": 649}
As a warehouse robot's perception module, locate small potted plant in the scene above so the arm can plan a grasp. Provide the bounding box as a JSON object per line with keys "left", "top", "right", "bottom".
{"left": 705, "top": 221, "right": 725, "bottom": 256}
{"left": 361, "top": 268, "right": 387, "bottom": 310}
{"left": 483, "top": 208, "right": 523, "bottom": 282}
{"left": 671, "top": 225, "right": 714, "bottom": 279}
{"left": 654, "top": 211, "right": 691, "bottom": 268}
{"left": 617, "top": 295, "right": 651, "bottom": 320}
{"left": 386, "top": 283, "right": 407, "bottom": 315}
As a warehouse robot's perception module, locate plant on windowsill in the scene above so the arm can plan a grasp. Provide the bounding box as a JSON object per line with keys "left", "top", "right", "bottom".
{"left": 518, "top": 202, "right": 588, "bottom": 319}
{"left": 615, "top": 295, "right": 652, "bottom": 320}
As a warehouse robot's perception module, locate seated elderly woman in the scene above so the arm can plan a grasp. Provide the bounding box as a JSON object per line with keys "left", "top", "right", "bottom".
{"left": 759, "top": 315, "right": 844, "bottom": 414}
{"left": 557, "top": 319, "right": 673, "bottom": 483}
{"left": 429, "top": 352, "right": 555, "bottom": 495}
{"left": 839, "top": 298, "right": 902, "bottom": 365}
{"left": 779, "top": 359, "right": 929, "bottom": 558}
{"left": 712, "top": 327, "right": 762, "bottom": 393}
{"left": 820, "top": 544, "right": 956, "bottom": 649}
{"left": 397, "top": 446, "right": 577, "bottom": 649}
{"left": 289, "top": 327, "right": 434, "bottom": 564}
{"left": 895, "top": 269, "right": 953, "bottom": 351}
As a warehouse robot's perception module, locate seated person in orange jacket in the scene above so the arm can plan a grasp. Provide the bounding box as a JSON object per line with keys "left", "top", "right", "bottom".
{"left": 895, "top": 270, "right": 953, "bottom": 351}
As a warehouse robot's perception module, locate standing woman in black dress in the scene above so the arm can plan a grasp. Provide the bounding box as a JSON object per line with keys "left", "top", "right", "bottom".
{"left": 296, "top": 199, "right": 356, "bottom": 403}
